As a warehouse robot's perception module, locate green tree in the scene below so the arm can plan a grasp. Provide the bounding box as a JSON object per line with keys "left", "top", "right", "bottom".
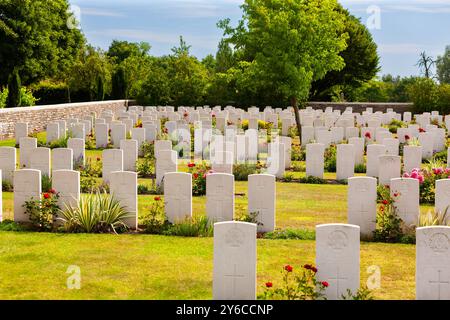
{"left": 201, "top": 54, "right": 217, "bottom": 76}
{"left": 218, "top": 0, "right": 348, "bottom": 141}
{"left": 407, "top": 77, "right": 438, "bottom": 113}
{"left": 69, "top": 46, "right": 112, "bottom": 101}
{"left": 310, "top": 6, "right": 379, "bottom": 101}
{"left": 107, "top": 40, "right": 151, "bottom": 64}
{"left": 0, "top": 0, "right": 85, "bottom": 86}
{"left": 96, "top": 75, "right": 105, "bottom": 101}
{"left": 135, "top": 58, "right": 171, "bottom": 106}
{"left": 215, "top": 39, "right": 235, "bottom": 73}
{"left": 7, "top": 69, "right": 21, "bottom": 108}
{"left": 111, "top": 67, "right": 127, "bottom": 100}
{"left": 436, "top": 46, "right": 450, "bottom": 84}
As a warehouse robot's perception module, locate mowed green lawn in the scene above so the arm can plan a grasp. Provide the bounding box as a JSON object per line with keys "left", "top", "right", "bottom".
{"left": 0, "top": 133, "right": 430, "bottom": 300}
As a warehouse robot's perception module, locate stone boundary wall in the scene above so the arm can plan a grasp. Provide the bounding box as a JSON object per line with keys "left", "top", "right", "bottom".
{"left": 0, "top": 100, "right": 129, "bottom": 140}
{"left": 307, "top": 102, "right": 413, "bottom": 113}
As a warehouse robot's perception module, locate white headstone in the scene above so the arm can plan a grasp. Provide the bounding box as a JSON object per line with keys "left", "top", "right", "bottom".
{"left": 156, "top": 150, "right": 177, "bottom": 186}
{"left": 0, "top": 147, "right": 16, "bottom": 183}
{"left": 207, "top": 173, "right": 234, "bottom": 223}
{"left": 95, "top": 123, "right": 109, "bottom": 149}
{"left": 19, "top": 137, "right": 37, "bottom": 169}
{"left": 348, "top": 177, "right": 377, "bottom": 240}
{"left": 29, "top": 147, "right": 50, "bottom": 177}
{"left": 403, "top": 146, "right": 423, "bottom": 173}
{"left": 52, "top": 170, "right": 80, "bottom": 212}
{"left": 306, "top": 143, "right": 325, "bottom": 179}
{"left": 14, "top": 169, "right": 41, "bottom": 222}
{"left": 67, "top": 138, "right": 85, "bottom": 166}
{"left": 390, "top": 178, "right": 420, "bottom": 228}
{"left": 336, "top": 144, "right": 355, "bottom": 181}
{"left": 110, "top": 171, "right": 138, "bottom": 229}
{"left": 316, "top": 224, "right": 360, "bottom": 300}
{"left": 436, "top": 179, "right": 450, "bottom": 215}
{"left": 120, "top": 139, "right": 138, "bottom": 172}
{"left": 46, "top": 123, "right": 60, "bottom": 144}
{"left": 378, "top": 155, "right": 401, "bottom": 186}
{"left": 416, "top": 226, "right": 450, "bottom": 300}
{"left": 164, "top": 172, "right": 192, "bottom": 223}
{"left": 102, "top": 149, "right": 123, "bottom": 184}
{"left": 52, "top": 148, "right": 73, "bottom": 172}
{"left": 15, "top": 123, "right": 28, "bottom": 145}
{"left": 248, "top": 174, "right": 275, "bottom": 233}
{"left": 366, "top": 144, "right": 386, "bottom": 178}
{"left": 213, "top": 221, "right": 257, "bottom": 300}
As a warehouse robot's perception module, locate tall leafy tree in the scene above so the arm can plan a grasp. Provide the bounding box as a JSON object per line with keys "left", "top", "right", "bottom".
{"left": 107, "top": 40, "right": 151, "bottom": 64}
{"left": 215, "top": 39, "right": 235, "bottom": 73}
{"left": 0, "top": 0, "right": 85, "bottom": 86}
{"left": 436, "top": 46, "right": 450, "bottom": 84}
{"left": 218, "top": 0, "right": 348, "bottom": 141}
{"left": 310, "top": 6, "right": 380, "bottom": 101}
{"left": 7, "top": 69, "right": 21, "bottom": 108}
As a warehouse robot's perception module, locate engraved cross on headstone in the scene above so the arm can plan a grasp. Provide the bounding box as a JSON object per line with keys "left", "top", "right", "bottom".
{"left": 429, "top": 269, "right": 449, "bottom": 300}
{"left": 329, "top": 267, "right": 348, "bottom": 298}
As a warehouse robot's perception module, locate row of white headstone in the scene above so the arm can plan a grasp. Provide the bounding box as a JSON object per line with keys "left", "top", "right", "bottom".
{"left": 347, "top": 176, "right": 450, "bottom": 239}
{"left": 214, "top": 221, "right": 450, "bottom": 300}
{"left": 0, "top": 165, "right": 276, "bottom": 234}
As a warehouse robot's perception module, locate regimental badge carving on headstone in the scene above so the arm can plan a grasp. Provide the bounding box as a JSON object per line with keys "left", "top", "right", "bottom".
{"left": 225, "top": 227, "right": 245, "bottom": 248}
{"left": 327, "top": 230, "right": 348, "bottom": 251}
{"left": 429, "top": 233, "right": 450, "bottom": 253}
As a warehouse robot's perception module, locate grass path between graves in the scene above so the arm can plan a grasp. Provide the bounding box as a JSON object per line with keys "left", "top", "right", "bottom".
{"left": 0, "top": 232, "right": 415, "bottom": 300}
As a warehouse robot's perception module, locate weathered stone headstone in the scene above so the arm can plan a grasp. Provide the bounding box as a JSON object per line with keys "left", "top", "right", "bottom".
{"left": 213, "top": 221, "right": 257, "bottom": 300}
{"left": 120, "top": 139, "right": 138, "bottom": 172}
{"left": 336, "top": 144, "right": 355, "bottom": 181}
{"left": 378, "top": 155, "right": 401, "bottom": 186}
{"left": 14, "top": 169, "right": 41, "bottom": 222}
{"left": 348, "top": 177, "right": 377, "bottom": 240}
{"left": 164, "top": 172, "right": 192, "bottom": 223}
{"left": 266, "top": 142, "right": 285, "bottom": 179}
{"left": 102, "top": 149, "right": 124, "bottom": 184}
{"left": 248, "top": 174, "right": 275, "bottom": 233}
{"left": 306, "top": 143, "right": 325, "bottom": 179}
{"left": 46, "top": 123, "right": 60, "bottom": 144}
{"left": 316, "top": 224, "right": 360, "bottom": 300}
{"left": 67, "top": 138, "right": 85, "bottom": 166}
{"left": 436, "top": 179, "right": 450, "bottom": 215}
{"left": 348, "top": 137, "right": 364, "bottom": 166}
{"left": 131, "top": 128, "right": 146, "bottom": 156}
{"left": 19, "top": 137, "right": 37, "bottom": 169}
{"left": 15, "top": 123, "right": 28, "bottom": 145}
{"left": 0, "top": 147, "right": 16, "bottom": 183}
{"left": 403, "top": 146, "right": 423, "bottom": 173}
{"left": 109, "top": 171, "right": 137, "bottom": 229}
{"left": 366, "top": 144, "right": 386, "bottom": 178}
{"left": 156, "top": 149, "right": 177, "bottom": 186}
{"left": 95, "top": 123, "right": 109, "bottom": 149}
{"left": 207, "top": 173, "right": 234, "bottom": 222}
{"left": 383, "top": 138, "right": 400, "bottom": 156}
{"left": 419, "top": 132, "right": 434, "bottom": 160}
{"left": 52, "top": 170, "right": 80, "bottom": 213}
{"left": 29, "top": 147, "right": 50, "bottom": 177}
{"left": 416, "top": 226, "right": 450, "bottom": 300}
{"left": 155, "top": 140, "right": 172, "bottom": 158}
{"left": 52, "top": 148, "right": 73, "bottom": 172}
{"left": 111, "top": 123, "right": 126, "bottom": 148}
{"left": 390, "top": 178, "right": 420, "bottom": 229}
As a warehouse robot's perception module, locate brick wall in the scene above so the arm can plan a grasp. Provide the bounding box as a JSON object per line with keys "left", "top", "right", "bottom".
{"left": 0, "top": 100, "right": 129, "bottom": 140}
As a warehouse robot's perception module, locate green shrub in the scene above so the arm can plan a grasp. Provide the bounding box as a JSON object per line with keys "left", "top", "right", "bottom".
{"left": 324, "top": 144, "right": 337, "bottom": 173}
{"left": 354, "top": 163, "right": 366, "bottom": 174}
{"left": 2, "top": 180, "right": 13, "bottom": 192}
{"left": 374, "top": 185, "right": 404, "bottom": 243}
{"left": 7, "top": 70, "right": 21, "bottom": 108}
{"left": 164, "top": 216, "right": 214, "bottom": 238}
{"left": 300, "top": 176, "right": 326, "bottom": 184}
{"left": 49, "top": 135, "right": 69, "bottom": 149}
{"left": 23, "top": 191, "right": 60, "bottom": 231}
{"left": 41, "top": 174, "right": 52, "bottom": 193}
{"left": 58, "top": 191, "right": 131, "bottom": 234}
{"left": 30, "top": 81, "right": 69, "bottom": 105}
{"left": 341, "top": 287, "right": 374, "bottom": 300}
{"left": 264, "top": 229, "right": 316, "bottom": 240}
{"left": 0, "top": 220, "right": 27, "bottom": 232}
{"left": 233, "top": 164, "right": 258, "bottom": 181}
{"left": 291, "top": 145, "right": 305, "bottom": 161}
{"left": 0, "top": 87, "right": 7, "bottom": 108}
{"left": 436, "top": 84, "right": 450, "bottom": 114}
{"left": 407, "top": 77, "right": 439, "bottom": 113}
{"left": 141, "top": 196, "right": 167, "bottom": 234}
{"left": 292, "top": 162, "right": 306, "bottom": 172}
{"left": 20, "top": 87, "right": 38, "bottom": 106}
{"left": 283, "top": 172, "right": 294, "bottom": 182}
{"left": 137, "top": 158, "right": 154, "bottom": 178}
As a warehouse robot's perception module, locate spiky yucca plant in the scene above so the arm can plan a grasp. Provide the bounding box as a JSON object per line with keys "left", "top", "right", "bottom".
{"left": 59, "top": 191, "right": 131, "bottom": 233}
{"left": 418, "top": 207, "right": 450, "bottom": 227}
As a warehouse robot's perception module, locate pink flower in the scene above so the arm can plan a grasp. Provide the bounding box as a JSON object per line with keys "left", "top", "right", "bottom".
{"left": 445, "top": 169, "right": 450, "bottom": 174}
{"left": 403, "top": 172, "right": 411, "bottom": 178}
{"left": 418, "top": 175, "right": 425, "bottom": 184}
{"left": 433, "top": 168, "right": 444, "bottom": 175}
{"left": 411, "top": 171, "right": 419, "bottom": 179}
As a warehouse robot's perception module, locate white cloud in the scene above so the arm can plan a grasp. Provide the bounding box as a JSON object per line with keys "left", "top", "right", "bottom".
{"left": 81, "top": 7, "right": 126, "bottom": 17}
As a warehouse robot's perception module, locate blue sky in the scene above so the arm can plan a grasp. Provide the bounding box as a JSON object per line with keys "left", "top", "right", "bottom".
{"left": 68, "top": 0, "right": 450, "bottom": 77}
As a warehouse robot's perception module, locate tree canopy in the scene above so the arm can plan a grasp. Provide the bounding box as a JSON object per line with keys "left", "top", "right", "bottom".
{"left": 0, "top": 0, "right": 85, "bottom": 86}
{"left": 436, "top": 46, "right": 450, "bottom": 84}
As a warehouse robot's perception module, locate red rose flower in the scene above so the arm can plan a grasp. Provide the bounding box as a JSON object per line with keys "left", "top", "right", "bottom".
{"left": 284, "top": 265, "right": 293, "bottom": 272}
{"left": 43, "top": 193, "right": 50, "bottom": 199}
{"left": 188, "top": 163, "right": 195, "bottom": 168}
{"left": 265, "top": 282, "right": 273, "bottom": 288}
{"left": 303, "top": 264, "right": 312, "bottom": 270}
{"left": 193, "top": 173, "right": 199, "bottom": 179}
{"left": 380, "top": 206, "right": 384, "bottom": 212}
{"left": 322, "top": 281, "right": 329, "bottom": 288}
{"left": 382, "top": 200, "right": 388, "bottom": 205}
{"left": 311, "top": 267, "right": 318, "bottom": 273}
{"left": 394, "top": 193, "right": 399, "bottom": 197}
{"left": 419, "top": 128, "right": 426, "bottom": 133}
{"left": 364, "top": 132, "right": 372, "bottom": 139}
{"left": 96, "top": 157, "right": 101, "bottom": 162}
{"left": 154, "top": 196, "right": 161, "bottom": 201}
{"left": 405, "top": 135, "right": 410, "bottom": 140}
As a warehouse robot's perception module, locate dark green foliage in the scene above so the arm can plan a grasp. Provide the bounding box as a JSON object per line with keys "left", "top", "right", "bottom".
{"left": 0, "top": 220, "right": 26, "bottom": 232}
{"left": 299, "top": 176, "right": 326, "bottom": 184}
{"left": 233, "top": 164, "right": 258, "bottom": 181}
{"left": 7, "top": 70, "right": 21, "bottom": 108}
{"left": 31, "top": 81, "right": 69, "bottom": 105}
{"left": 264, "top": 229, "right": 316, "bottom": 240}
{"left": 111, "top": 67, "right": 127, "bottom": 99}
{"left": 96, "top": 75, "right": 104, "bottom": 101}
{"left": 324, "top": 145, "right": 337, "bottom": 173}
